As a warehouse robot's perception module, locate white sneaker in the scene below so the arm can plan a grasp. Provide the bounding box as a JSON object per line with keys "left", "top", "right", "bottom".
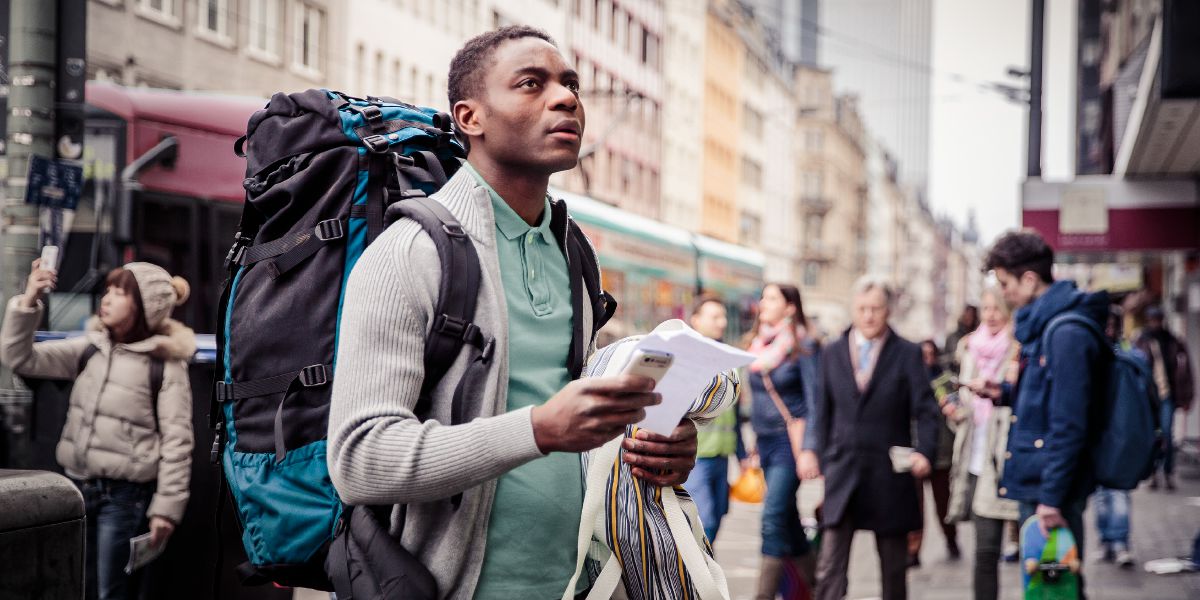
{"left": 1116, "top": 550, "right": 1135, "bottom": 568}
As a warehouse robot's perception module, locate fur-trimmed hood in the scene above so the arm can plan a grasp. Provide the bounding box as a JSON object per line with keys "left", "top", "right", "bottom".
{"left": 86, "top": 316, "right": 197, "bottom": 362}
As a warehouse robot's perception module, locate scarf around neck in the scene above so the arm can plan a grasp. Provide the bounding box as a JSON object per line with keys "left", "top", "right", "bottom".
{"left": 967, "top": 323, "right": 1013, "bottom": 382}
{"left": 749, "top": 319, "right": 800, "bottom": 373}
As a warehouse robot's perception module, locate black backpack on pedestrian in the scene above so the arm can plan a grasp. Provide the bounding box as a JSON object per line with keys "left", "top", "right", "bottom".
{"left": 213, "top": 89, "right": 616, "bottom": 595}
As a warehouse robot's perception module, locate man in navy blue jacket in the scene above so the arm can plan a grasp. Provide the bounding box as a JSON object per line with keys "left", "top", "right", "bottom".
{"left": 974, "top": 230, "right": 1108, "bottom": 580}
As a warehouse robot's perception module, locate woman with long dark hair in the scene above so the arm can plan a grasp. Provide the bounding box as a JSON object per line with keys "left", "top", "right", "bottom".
{"left": 2, "top": 260, "right": 195, "bottom": 600}
{"left": 743, "top": 283, "right": 819, "bottom": 599}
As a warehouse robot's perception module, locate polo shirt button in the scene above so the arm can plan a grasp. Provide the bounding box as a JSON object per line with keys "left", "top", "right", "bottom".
{"left": 1034, "top": 439, "right": 1044, "bottom": 448}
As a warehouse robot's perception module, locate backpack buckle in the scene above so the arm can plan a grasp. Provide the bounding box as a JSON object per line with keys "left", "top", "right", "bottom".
{"left": 299, "top": 364, "right": 329, "bottom": 387}
{"left": 434, "top": 315, "right": 480, "bottom": 343}
{"left": 362, "top": 134, "right": 390, "bottom": 153}
{"left": 215, "top": 381, "right": 234, "bottom": 401}
{"left": 315, "top": 219, "right": 344, "bottom": 241}
{"left": 442, "top": 223, "right": 466, "bottom": 238}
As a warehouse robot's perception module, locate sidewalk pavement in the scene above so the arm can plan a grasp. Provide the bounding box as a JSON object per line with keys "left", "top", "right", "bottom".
{"left": 713, "top": 461, "right": 1200, "bottom": 599}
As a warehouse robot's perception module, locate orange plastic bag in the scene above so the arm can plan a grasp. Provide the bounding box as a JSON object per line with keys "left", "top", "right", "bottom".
{"left": 729, "top": 466, "right": 766, "bottom": 504}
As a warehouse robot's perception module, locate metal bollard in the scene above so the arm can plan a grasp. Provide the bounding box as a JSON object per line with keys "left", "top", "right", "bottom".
{"left": 0, "top": 470, "right": 85, "bottom": 600}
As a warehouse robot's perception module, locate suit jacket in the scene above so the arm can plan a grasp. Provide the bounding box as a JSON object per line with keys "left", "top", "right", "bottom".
{"left": 810, "top": 328, "right": 939, "bottom": 535}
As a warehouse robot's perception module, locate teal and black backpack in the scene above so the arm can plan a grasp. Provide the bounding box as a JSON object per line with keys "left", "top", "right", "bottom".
{"left": 214, "top": 89, "right": 615, "bottom": 592}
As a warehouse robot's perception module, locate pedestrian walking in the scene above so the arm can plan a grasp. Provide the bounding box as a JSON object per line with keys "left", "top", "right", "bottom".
{"left": 2, "top": 261, "right": 195, "bottom": 600}
{"left": 1133, "top": 305, "right": 1194, "bottom": 492}
{"left": 805, "top": 276, "right": 940, "bottom": 600}
{"left": 907, "top": 340, "right": 960, "bottom": 568}
{"left": 743, "top": 283, "right": 819, "bottom": 598}
{"left": 1095, "top": 305, "right": 1137, "bottom": 568}
{"left": 974, "top": 229, "right": 1110, "bottom": 600}
{"left": 944, "top": 286, "right": 1021, "bottom": 600}
{"left": 942, "top": 305, "right": 979, "bottom": 373}
{"left": 684, "top": 294, "right": 747, "bottom": 543}
{"left": 326, "top": 26, "right": 699, "bottom": 599}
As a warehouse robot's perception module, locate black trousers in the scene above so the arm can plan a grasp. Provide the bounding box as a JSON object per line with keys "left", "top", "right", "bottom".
{"left": 815, "top": 517, "right": 909, "bottom": 600}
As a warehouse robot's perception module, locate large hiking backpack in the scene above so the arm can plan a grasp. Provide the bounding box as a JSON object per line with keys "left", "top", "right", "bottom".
{"left": 214, "top": 89, "right": 472, "bottom": 590}
{"left": 214, "top": 89, "right": 617, "bottom": 591}
{"left": 1044, "top": 313, "right": 1162, "bottom": 490}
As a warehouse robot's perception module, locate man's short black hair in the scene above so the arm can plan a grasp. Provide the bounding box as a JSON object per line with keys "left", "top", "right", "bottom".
{"left": 984, "top": 229, "right": 1054, "bottom": 283}
{"left": 447, "top": 25, "right": 556, "bottom": 109}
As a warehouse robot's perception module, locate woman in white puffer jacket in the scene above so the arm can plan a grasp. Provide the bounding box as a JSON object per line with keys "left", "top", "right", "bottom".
{"left": 1, "top": 260, "right": 195, "bottom": 600}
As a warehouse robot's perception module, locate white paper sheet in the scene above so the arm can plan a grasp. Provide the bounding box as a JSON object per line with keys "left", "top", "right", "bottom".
{"left": 631, "top": 320, "right": 755, "bottom": 434}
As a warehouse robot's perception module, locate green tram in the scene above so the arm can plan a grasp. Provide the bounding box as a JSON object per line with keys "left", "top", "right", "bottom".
{"left": 555, "top": 189, "right": 764, "bottom": 343}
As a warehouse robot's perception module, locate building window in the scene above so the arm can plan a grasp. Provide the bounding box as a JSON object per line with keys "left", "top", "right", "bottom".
{"left": 137, "top": 0, "right": 181, "bottom": 26}
{"left": 804, "top": 171, "right": 822, "bottom": 196}
{"left": 804, "top": 263, "right": 820, "bottom": 287}
{"left": 805, "top": 128, "right": 823, "bottom": 151}
{"left": 741, "top": 157, "right": 762, "bottom": 189}
{"left": 198, "top": 0, "right": 230, "bottom": 39}
{"left": 248, "top": 0, "right": 282, "bottom": 58}
{"left": 743, "top": 104, "right": 764, "bottom": 139}
{"left": 293, "top": 2, "right": 323, "bottom": 75}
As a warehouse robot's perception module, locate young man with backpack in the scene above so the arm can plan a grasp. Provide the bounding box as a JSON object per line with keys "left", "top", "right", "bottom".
{"left": 326, "top": 26, "right": 699, "bottom": 599}
{"left": 973, "top": 230, "right": 1109, "bottom": 596}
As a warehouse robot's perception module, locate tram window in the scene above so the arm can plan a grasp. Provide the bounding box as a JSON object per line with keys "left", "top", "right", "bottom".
{"left": 135, "top": 194, "right": 203, "bottom": 330}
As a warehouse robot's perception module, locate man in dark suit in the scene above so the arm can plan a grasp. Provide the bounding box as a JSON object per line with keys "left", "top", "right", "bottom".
{"left": 799, "top": 276, "right": 939, "bottom": 600}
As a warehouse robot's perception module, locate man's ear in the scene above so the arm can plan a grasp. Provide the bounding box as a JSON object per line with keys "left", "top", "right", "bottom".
{"left": 453, "top": 100, "right": 483, "bottom": 141}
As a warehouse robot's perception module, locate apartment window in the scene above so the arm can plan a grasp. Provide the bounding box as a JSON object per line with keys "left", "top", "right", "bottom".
{"left": 804, "top": 263, "right": 820, "bottom": 287}
{"left": 643, "top": 30, "right": 658, "bottom": 67}
{"left": 197, "top": 0, "right": 231, "bottom": 39}
{"left": 248, "top": 0, "right": 281, "bottom": 58}
{"left": 391, "top": 60, "right": 402, "bottom": 96}
{"left": 805, "top": 128, "right": 823, "bottom": 151}
{"left": 740, "top": 213, "right": 762, "bottom": 246}
{"left": 293, "top": 2, "right": 323, "bottom": 75}
{"left": 374, "top": 52, "right": 384, "bottom": 92}
{"left": 612, "top": 6, "right": 623, "bottom": 44}
{"left": 354, "top": 44, "right": 365, "bottom": 92}
{"left": 137, "top": 0, "right": 180, "bottom": 26}
{"left": 743, "top": 104, "right": 764, "bottom": 139}
{"left": 741, "top": 157, "right": 762, "bottom": 190}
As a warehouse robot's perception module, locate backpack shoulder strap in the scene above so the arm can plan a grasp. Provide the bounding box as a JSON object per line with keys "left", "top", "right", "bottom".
{"left": 1043, "top": 313, "right": 1110, "bottom": 371}
{"left": 384, "top": 196, "right": 484, "bottom": 422}
{"left": 553, "top": 199, "right": 617, "bottom": 378}
{"left": 77, "top": 344, "right": 99, "bottom": 375}
{"left": 149, "top": 357, "right": 165, "bottom": 434}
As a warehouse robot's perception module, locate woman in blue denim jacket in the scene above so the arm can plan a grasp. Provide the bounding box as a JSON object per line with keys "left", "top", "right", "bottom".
{"left": 744, "top": 283, "right": 820, "bottom": 599}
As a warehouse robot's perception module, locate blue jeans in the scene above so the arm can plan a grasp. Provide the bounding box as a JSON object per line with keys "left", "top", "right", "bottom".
{"left": 1019, "top": 498, "right": 1087, "bottom": 599}
{"left": 1093, "top": 487, "right": 1130, "bottom": 551}
{"left": 758, "top": 433, "right": 809, "bottom": 557}
{"left": 74, "top": 478, "right": 154, "bottom": 600}
{"left": 684, "top": 456, "right": 731, "bottom": 542}
{"left": 1157, "top": 396, "right": 1175, "bottom": 476}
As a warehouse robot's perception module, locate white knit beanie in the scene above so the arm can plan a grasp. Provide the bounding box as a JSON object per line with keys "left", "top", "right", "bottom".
{"left": 122, "top": 262, "right": 191, "bottom": 330}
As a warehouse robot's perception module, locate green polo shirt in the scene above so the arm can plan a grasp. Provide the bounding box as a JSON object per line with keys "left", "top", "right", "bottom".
{"left": 466, "top": 163, "right": 585, "bottom": 599}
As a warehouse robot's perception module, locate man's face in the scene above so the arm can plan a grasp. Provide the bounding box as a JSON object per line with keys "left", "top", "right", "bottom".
{"left": 460, "top": 37, "right": 585, "bottom": 174}
{"left": 852, "top": 287, "right": 889, "bottom": 340}
{"left": 994, "top": 268, "right": 1038, "bottom": 309}
{"left": 689, "top": 302, "right": 728, "bottom": 341}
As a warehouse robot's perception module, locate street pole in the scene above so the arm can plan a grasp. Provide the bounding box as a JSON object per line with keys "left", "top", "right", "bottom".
{"left": 3, "top": 0, "right": 55, "bottom": 309}
{"left": 1027, "top": 0, "right": 1044, "bottom": 178}
{"left": 0, "top": 0, "right": 55, "bottom": 466}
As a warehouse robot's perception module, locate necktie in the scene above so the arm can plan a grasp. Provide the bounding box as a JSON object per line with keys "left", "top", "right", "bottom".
{"left": 858, "top": 340, "right": 873, "bottom": 375}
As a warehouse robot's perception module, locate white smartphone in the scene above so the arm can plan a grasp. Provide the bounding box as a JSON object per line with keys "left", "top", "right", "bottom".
{"left": 40, "top": 245, "right": 59, "bottom": 272}
{"left": 620, "top": 349, "right": 674, "bottom": 386}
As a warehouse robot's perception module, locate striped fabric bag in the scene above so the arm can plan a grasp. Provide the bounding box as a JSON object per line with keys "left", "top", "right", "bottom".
{"left": 562, "top": 320, "right": 739, "bottom": 600}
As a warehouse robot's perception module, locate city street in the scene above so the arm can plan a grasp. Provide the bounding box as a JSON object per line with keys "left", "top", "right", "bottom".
{"left": 712, "top": 460, "right": 1200, "bottom": 599}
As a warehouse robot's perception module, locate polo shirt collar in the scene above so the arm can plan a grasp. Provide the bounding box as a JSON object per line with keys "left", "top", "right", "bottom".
{"left": 462, "top": 161, "right": 553, "bottom": 242}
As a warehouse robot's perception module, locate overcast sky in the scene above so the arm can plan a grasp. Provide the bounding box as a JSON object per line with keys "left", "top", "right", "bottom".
{"left": 929, "top": 0, "right": 1076, "bottom": 244}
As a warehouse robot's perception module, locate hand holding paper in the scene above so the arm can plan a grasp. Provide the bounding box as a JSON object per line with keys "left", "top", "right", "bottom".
{"left": 628, "top": 320, "right": 755, "bottom": 434}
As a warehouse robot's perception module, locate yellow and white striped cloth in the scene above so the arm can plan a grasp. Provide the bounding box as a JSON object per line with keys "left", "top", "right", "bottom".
{"left": 563, "top": 320, "right": 739, "bottom": 600}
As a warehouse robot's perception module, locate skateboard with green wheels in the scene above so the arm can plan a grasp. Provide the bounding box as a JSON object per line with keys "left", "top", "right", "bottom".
{"left": 1020, "top": 515, "right": 1081, "bottom": 600}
